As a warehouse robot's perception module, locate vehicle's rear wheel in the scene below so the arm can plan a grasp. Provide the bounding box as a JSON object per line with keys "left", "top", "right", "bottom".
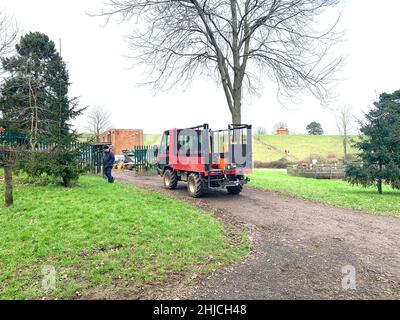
{"left": 227, "top": 185, "right": 243, "bottom": 195}
{"left": 163, "top": 169, "right": 178, "bottom": 189}
{"left": 187, "top": 173, "right": 203, "bottom": 198}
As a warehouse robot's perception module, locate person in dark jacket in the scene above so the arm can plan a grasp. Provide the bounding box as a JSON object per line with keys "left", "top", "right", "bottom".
{"left": 103, "top": 145, "right": 115, "bottom": 183}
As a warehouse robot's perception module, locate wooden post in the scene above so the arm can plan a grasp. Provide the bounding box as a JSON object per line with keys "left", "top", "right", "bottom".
{"left": 4, "top": 164, "right": 13, "bottom": 207}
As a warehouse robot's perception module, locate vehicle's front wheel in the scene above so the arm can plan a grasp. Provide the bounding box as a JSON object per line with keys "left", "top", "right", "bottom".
{"left": 187, "top": 173, "right": 203, "bottom": 198}
{"left": 227, "top": 185, "right": 243, "bottom": 195}
{"left": 163, "top": 169, "right": 178, "bottom": 189}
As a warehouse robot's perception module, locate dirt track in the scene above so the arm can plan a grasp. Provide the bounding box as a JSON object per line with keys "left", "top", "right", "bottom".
{"left": 113, "top": 171, "right": 400, "bottom": 300}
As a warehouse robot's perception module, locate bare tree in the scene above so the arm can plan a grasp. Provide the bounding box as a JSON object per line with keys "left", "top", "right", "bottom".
{"left": 0, "top": 10, "right": 18, "bottom": 65}
{"left": 94, "top": 0, "right": 344, "bottom": 124}
{"left": 335, "top": 106, "right": 354, "bottom": 160}
{"left": 272, "top": 121, "right": 288, "bottom": 133}
{"left": 255, "top": 126, "right": 267, "bottom": 135}
{"left": 85, "top": 106, "right": 112, "bottom": 142}
{"left": 0, "top": 10, "right": 18, "bottom": 207}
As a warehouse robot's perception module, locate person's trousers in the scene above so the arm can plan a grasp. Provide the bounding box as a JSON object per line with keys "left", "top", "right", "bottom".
{"left": 104, "top": 166, "right": 114, "bottom": 183}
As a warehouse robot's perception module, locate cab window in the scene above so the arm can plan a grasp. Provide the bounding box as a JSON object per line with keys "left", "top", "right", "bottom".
{"left": 159, "top": 131, "right": 170, "bottom": 154}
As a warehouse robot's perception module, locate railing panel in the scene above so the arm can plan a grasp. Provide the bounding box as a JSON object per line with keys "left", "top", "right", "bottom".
{"left": 0, "top": 133, "right": 104, "bottom": 174}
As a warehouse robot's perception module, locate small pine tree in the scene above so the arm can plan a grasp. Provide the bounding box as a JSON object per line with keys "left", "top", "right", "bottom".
{"left": 345, "top": 90, "right": 400, "bottom": 194}
{"left": 43, "top": 44, "right": 84, "bottom": 187}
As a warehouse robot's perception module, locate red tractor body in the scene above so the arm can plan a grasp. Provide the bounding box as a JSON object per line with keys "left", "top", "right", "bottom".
{"left": 157, "top": 124, "right": 253, "bottom": 197}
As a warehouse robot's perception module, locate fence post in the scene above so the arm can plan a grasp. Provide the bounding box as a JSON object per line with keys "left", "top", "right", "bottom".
{"left": 4, "top": 164, "right": 13, "bottom": 207}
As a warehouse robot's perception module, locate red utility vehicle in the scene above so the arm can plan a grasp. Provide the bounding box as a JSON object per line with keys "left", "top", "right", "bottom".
{"left": 156, "top": 124, "right": 253, "bottom": 197}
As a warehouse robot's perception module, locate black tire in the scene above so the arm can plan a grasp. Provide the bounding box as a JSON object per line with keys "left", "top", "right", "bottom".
{"left": 227, "top": 185, "right": 243, "bottom": 195}
{"left": 163, "top": 169, "right": 178, "bottom": 189}
{"left": 187, "top": 173, "right": 203, "bottom": 198}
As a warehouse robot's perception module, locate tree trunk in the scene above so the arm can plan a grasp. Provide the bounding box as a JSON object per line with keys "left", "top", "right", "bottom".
{"left": 377, "top": 163, "right": 383, "bottom": 194}
{"left": 62, "top": 176, "right": 70, "bottom": 188}
{"left": 343, "top": 136, "right": 348, "bottom": 160}
{"left": 96, "top": 127, "right": 100, "bottom": 143}
{"left": 377, "top": 178, "right": 383, "bottom": 195}
{"left": 231, "top": 109, "right": 241, "bottom": 125}
{"left": 231, "top": 90, "right": 242, "bottom": 124}
{"left": 4, "top": 164, "right": 13, "bottom": 207}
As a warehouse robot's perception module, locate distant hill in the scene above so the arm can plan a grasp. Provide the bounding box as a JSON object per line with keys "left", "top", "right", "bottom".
{"left": 144, "top": 134, "right": 163, "bottom": 146}
{"left": 254, "top": 135, "right": 359, "bottom": 163}
{"left": 145, "top": 134, "right": 359, "bottom": 162}
{"left": 77, "top": 133, "right": 95, "bottom": 143}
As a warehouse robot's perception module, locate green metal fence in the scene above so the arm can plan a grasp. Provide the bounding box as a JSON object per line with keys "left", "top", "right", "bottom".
{"left": 132, "top": 145, "right": 158, "bottom": 171}
{"left": 73, "top": 142, "right": 104, "bottom": 174}
{"left": 0, "top": 132, "right": 29, "bottom": 146}
{"left": 0, "top": 133, "right": 105, "bottom": 174}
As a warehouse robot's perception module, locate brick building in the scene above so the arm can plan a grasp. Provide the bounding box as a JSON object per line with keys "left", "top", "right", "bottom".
{"left": 276, "top": 127, "right": 289, "bottom": 135}
{"left": 99, "top": 129, "right": 144, "bottom": 155}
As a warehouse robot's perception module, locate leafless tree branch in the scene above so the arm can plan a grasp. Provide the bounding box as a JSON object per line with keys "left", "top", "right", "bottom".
{"left": 84, "top": 105, "right": 112, "bottom": 142}
{"left": 335, "top": 105, "right": 355, "bottom": 160}
{"left": 92, "top": 0, "right": 345, "bottom": 123}
{"left": 0, "top": 10, "right": 18, "bottom": 70}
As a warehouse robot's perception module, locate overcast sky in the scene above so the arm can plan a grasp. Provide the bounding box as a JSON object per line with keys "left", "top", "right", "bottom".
{"left": 1, "top": 0, "right": 400, "bottom": 134}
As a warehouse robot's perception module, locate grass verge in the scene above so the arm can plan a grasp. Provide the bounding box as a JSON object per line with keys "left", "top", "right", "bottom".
{"left": 249, "top": 169, "right": 400, "bottom": 217}
{"left": 0, "top": 173, "right": 249, "bottom": 299}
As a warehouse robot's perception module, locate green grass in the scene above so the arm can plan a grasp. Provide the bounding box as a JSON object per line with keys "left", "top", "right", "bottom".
{"left": 249, "top": 170, "right": 400, "bottom": 217}
{"left": 77, "top": 133, "right": 95, "bottom": 143}
{"left": 144, "top": 134, "right": 359, "bottom": 162}
{"left": 0, "top": 173, "right": 249, "bottom": 299}
{"left": 254, "top": 135, "right": 359, "bottom": 162}
{"left": 144, "top": 134, "right": 162, "bottom": 146}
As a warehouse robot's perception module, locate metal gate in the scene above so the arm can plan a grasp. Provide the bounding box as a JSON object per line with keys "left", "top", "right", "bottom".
{"left": 132, "top": 145, "right": 158, "bottom": 171}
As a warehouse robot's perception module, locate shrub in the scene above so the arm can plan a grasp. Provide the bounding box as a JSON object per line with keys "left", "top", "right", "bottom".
{"left": 254, "top": 158, "right": 293, "bottom": 169}
{"left": 16, "top": 148, "right": 81, "bottom": 187}
{"left": 327, "top": 152, "right": 337, "bottom": 159}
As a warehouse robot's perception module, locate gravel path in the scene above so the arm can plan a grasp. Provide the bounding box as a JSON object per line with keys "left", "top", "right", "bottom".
{"left": 113, "top": 171, "right": 400, "bottom": 300}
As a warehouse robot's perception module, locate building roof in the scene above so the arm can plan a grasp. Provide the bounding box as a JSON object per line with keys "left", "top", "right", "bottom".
{"left": 103, "top": 129, "right": 143, "bottom": 132}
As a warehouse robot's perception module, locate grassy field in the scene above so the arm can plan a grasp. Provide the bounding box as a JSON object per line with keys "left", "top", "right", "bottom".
{"left": 77, "top": 133, "right": 95, "bottom": 143}
{"left": 145, "top": 134, "right": 359, "bottom": 162}
{"left": 249, "top": 170, "right": 400, "bottom": 217}
{"left": 0, "top": 173, "right": 249, "bottom": 299}
{"left": 254, "top": 135, "right": 359, "bottom": 162}
{"left": 144, "top": 134, "right": 163, "bottom": 146}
